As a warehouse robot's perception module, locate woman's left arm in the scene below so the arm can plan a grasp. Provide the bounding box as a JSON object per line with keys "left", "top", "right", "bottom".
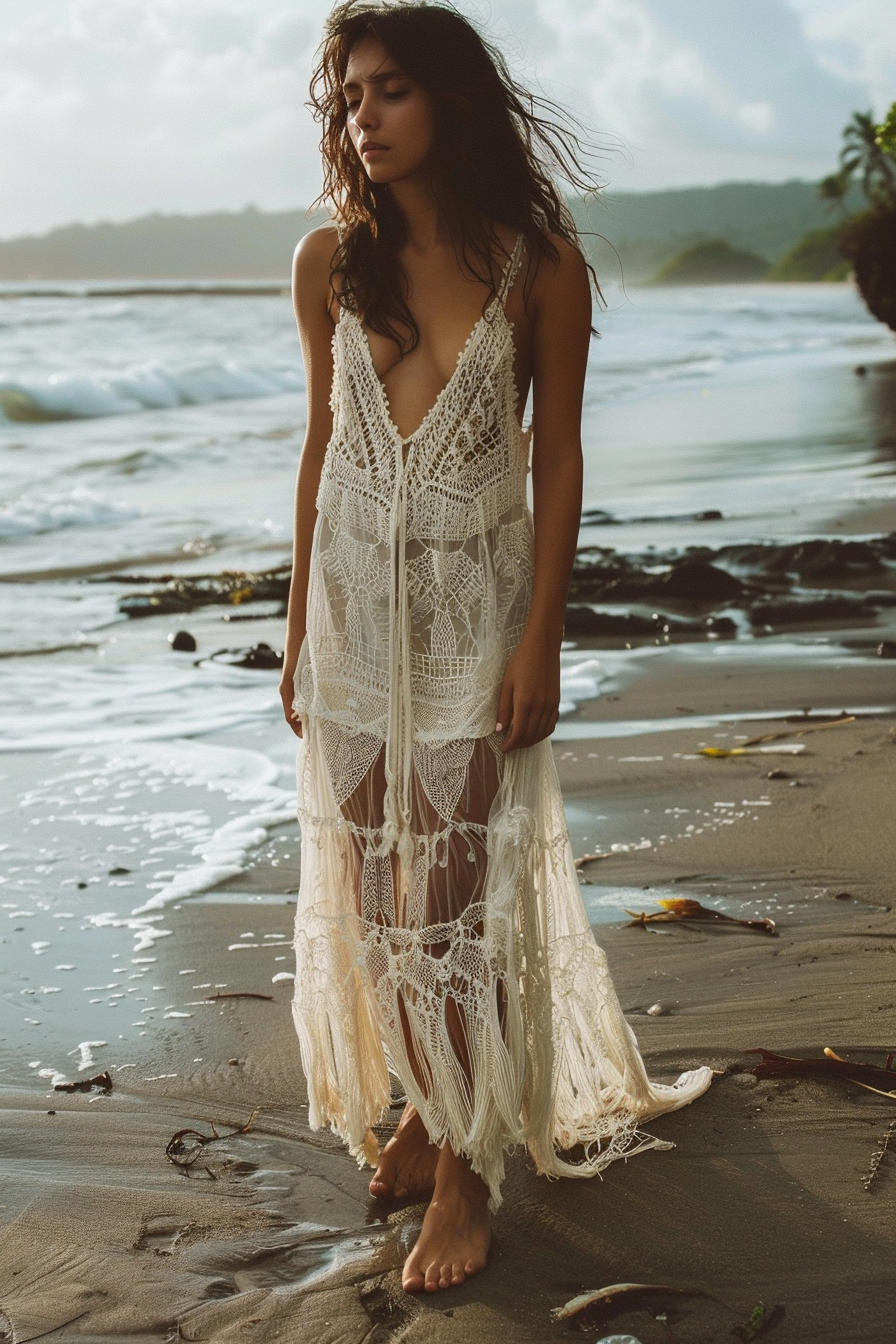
{"left": 496, "top": 238, "right": 591, "bottom": 752}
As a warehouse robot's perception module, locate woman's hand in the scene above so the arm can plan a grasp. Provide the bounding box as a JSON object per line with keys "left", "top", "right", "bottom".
{"left": 495, "top": 631, "right": 561, "bottom": 752}
{"left": 279, "top": 667, "right": 303, "bottom": 738}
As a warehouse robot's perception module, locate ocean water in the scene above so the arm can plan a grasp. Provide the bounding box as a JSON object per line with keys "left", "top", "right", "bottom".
{"left": 1, "top": 279, "right": 895, "bottom": 1087}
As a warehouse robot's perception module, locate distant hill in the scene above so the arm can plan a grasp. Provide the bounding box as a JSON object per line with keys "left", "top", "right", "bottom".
{"left": 0, "top": 205, "right": 326, "bottom": 282}
{"left": 0, "top": 181, "right": 858, "bottom": 283}
{"left": 577, "top": 179, "right": 859, "bottom": 282}
{"left": 649, "top": 240, "right": 769, "bottom": 284}
{"left": 765, "top": 226, "right": 849, "bottom": 281}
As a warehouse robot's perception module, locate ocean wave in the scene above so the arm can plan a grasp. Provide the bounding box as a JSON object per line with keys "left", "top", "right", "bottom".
{"left": 0, "top": 301, "right": 133, "bottom": 330}
{"left": 0, "top": 486, "right": 138, "bottom": 538}
{"left": 0, "top": 359, "right": 302, "bottom": 423}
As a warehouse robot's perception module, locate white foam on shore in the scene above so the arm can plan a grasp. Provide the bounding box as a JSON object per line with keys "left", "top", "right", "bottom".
{"left": 84, "top": 911, "right": 172, "bottom": 954}
{"left": 558, "top": 654, "right": 605, "bottom": 715}
{"left": 130, "top": 741, "right": 295, "bottom": 913}
{"left": 0, "top": 658, "right": 282, "bottom": 752}
{"left": 68, "top": 1040, "right": 107, "bottom": 1072}
{"left": 10, "top": 737, "right": 297, "bottom": 938}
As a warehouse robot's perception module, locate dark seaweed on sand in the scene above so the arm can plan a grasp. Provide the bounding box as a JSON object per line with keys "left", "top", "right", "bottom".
{"left": 104, "top": 566, "right": 292, "bottom": 618}
{"left": 569, "top": 532, "right": 896, "bottom": 631}
{"left": 166, "top": 1107, "right": 260, "bottom": 1173}
{"left": 103, "top": 529, "right": 896, "bottom": 642}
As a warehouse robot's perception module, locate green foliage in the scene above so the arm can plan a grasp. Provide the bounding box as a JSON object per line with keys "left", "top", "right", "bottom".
{"left": 765, "top": 227, "right": 848, "bottom": 281}
{"left": 819, "top": 101, "right": 896, "bottom": 331}
{"left": 876, "top": 101, "right": 896, "bottom": 156}
{"left": 820, "top": 109, "right": 896, "bottom": 209}
{"left": 648, "top": 239, "right": 768, "bottom": 285}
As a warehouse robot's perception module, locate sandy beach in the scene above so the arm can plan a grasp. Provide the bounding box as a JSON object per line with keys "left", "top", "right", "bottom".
{"left": 3, "top": 633, "right": 896, "bottom": 1341}
{"left": 2, "top": 300, "right": 896, "bottom": 1341}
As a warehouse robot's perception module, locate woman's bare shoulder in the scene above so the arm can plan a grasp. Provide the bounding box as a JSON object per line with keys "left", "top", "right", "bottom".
{"left": 529, "top": 232, "right": 592, "bottom": 329}
{"left": 293, "top": 222, "right": 340, "bottom": 278}
{"left": 292, "top": 223, "right": 340, "bottom": 318}
{"left": 533, "top": 231, "right": 589, "bottom": 284}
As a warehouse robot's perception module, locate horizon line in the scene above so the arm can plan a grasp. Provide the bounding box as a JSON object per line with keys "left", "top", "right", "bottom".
{"left": 0, "top": 177, "right": 833, "bottom": 246}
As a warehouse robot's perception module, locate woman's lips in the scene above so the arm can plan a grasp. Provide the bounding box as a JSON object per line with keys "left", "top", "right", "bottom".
{"left": 361, "top": 143, "right": 388, "bottom": 158}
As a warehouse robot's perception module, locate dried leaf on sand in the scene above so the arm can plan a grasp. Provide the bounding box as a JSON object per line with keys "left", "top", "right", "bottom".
{"left": 625, "top": 898, "right": 777, "bottom": 935}
{"left": 700, "top": 714, "right": 855, "bottom": 757}
{"left": 551, "top": 1281, "right": 709, "bottom": 1321}
{"left": 204, "top": 991, "right": 273, "bottom": 1002}
{"left": 573, "top": 850, "right": 612, "bottom": 868}
{"left": 746, "top": 1047, "right": 896, "bottom": 1097}
{"left": 53, "top": 1070, "right": 113, "bottom": 1094}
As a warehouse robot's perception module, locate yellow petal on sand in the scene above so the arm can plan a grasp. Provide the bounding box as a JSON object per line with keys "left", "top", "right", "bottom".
{"left": 700, "top": 744, "right": 806, "bottom": 757}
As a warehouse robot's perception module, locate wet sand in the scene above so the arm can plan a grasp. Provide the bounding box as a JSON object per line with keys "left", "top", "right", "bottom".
{"left": 3, "top": 702, "right": 895, "bottom": 1341}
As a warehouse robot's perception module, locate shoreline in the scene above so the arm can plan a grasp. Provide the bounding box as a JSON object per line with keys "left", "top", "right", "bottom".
{"left": 2, "top": 711, "right": 895, "bottom": 1341}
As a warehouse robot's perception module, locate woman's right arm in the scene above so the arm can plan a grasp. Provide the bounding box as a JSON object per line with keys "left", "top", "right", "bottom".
{"left": 279, "top": 225, "right": 339, "bottom": 738}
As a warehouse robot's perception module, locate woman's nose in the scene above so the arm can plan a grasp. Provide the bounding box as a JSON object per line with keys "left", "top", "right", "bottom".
{"left": 353, "top": 93, "right": 378, "bottom": 130}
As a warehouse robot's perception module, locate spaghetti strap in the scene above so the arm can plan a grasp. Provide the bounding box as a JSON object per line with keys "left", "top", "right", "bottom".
{"left": 496, "top": 232, "right": 525, "bottom": 307}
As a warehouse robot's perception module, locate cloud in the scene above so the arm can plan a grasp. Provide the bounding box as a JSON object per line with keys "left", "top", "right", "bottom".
{"left": 786, "top": 0, "right": 896, "bottom": 112}
{"left": 517, "top": 0, "right": 876, "bottom": 190}
{"left": 1, "top": 0, "right": 894, "bottom": 237}
{"left": 0, "top": 0, "right": 329, "bottom": 236}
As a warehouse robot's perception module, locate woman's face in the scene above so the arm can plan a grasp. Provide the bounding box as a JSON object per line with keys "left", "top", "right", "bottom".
{"left": 342, "top": 36, "right": 437, "bottom": 185}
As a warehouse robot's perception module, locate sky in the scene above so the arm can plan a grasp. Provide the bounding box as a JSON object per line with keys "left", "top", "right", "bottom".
{"left": 1, "top": 0, "right": 895, "bottom": 239}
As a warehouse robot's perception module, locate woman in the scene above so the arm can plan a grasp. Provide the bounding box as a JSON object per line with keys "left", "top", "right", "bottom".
{"left": 279, "top": 0, "right": 711, "bottom": 1296}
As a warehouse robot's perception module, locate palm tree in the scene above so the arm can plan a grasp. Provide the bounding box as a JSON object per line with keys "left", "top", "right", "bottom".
{"left": 823, "top": 103, "right": 896, "bottom": 332}
{"left": 820, "top": 109, "right": 896, "bottom": 210}
{"left": 877, "top": 102, "right": 896, "bottom": 156}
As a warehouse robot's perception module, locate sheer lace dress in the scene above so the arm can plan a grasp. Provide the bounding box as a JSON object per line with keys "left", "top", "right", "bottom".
{"left": 291, "top": 235, "right": 712, "bottom": 1208}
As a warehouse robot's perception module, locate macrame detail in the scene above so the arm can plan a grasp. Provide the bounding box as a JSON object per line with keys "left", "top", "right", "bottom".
{"left": 292, "top": 234, "right": 712, "bottom": 1208}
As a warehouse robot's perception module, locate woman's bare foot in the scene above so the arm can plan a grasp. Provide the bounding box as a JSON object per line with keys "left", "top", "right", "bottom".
{"left": 401, "top": 1142, "right": 491, "bottom": 1293}
{"left": 368, "top": 1103, "right": 439, "bottom": 1200}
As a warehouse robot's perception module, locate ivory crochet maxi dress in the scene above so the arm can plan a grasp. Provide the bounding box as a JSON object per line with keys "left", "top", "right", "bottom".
{"left": 291, "top": 236, "right": 711, "bottom": 1208}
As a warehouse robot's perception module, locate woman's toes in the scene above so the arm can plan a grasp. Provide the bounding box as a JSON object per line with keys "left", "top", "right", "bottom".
{"left": 451, "top": 1261, "right": 465, "bottom": 1285}
{"left": 424, "top": 1262, "right": 441, "bottom": 1292}
{"left": 402, "top": 1267, "right": 425, "bottom": 1293}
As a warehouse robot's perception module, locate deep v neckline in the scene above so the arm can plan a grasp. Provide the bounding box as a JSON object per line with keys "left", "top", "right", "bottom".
{"left": 348, "top": 234, "right": 522, "bottom": 448}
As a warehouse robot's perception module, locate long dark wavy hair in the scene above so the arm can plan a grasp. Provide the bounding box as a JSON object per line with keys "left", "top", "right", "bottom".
{"left": 309, "top": 0, "right": 603, "bottom": 351}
